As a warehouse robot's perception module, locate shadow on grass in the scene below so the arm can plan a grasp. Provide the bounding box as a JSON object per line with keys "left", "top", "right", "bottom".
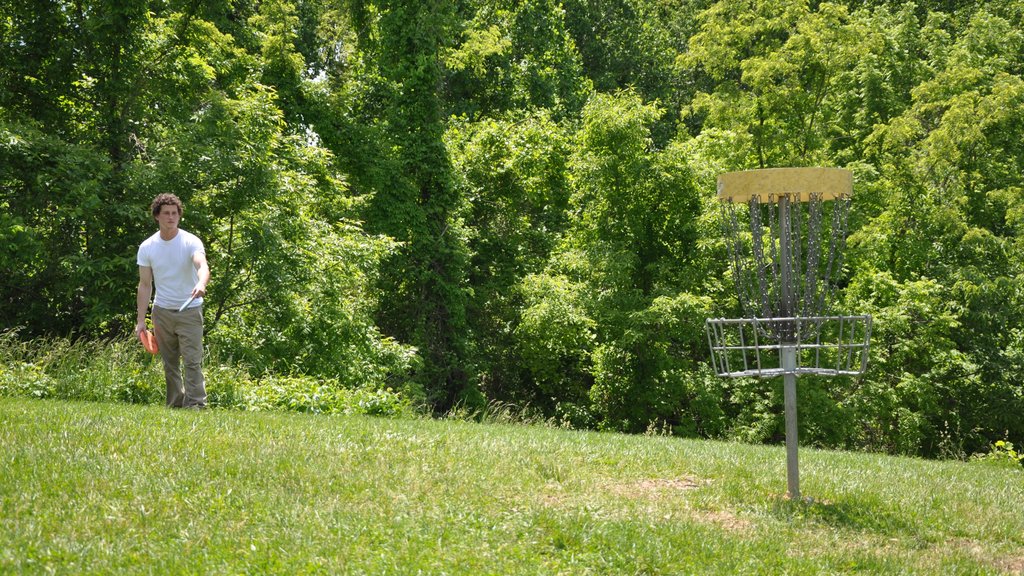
{"left": 768, "top": 494, "right": 921, "bottom": 538}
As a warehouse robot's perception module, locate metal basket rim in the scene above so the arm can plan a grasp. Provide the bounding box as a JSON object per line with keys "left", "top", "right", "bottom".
{"left": 705, "top": 314, "right": 872, "bottom": 378}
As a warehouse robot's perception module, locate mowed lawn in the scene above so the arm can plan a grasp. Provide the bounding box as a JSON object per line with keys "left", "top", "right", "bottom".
{"left": 1, "top": 397, "right": 1022, "bottom": 574}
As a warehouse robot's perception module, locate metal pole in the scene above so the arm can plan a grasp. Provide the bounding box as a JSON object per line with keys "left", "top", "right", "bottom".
{"left": 778, "top": 196, "right": 801, "bottom": 500}
{"left": 782, "top": 346, "right": 799, "bottom": 500}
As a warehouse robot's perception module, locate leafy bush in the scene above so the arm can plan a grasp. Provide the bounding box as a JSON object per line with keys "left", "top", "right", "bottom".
{"left": 212, "top": 374, "right": 413, "bottom": 417}
{"left": 970, "top": 440, "right": 1024, "bottom": 470}
{"left": 0, "top": 362, "right": 57, "bottom": 400}
{"left": 840, "top": 271, "right": 1021, "bottom": 457}
{"left": 515, "top": 272, "right": 596, "bottom": 408}
{"left": 0, "top": 330, "right": 416, "bottom": 419}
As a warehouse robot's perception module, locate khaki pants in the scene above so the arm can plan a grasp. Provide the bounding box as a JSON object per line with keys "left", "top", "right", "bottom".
{"left": 152, "top": 305, "right": 206, "bottom": 408}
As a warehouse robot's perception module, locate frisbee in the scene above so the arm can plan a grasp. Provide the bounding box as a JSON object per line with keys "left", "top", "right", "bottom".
{"left": 138, "top": 329, "right": 159, "bottom": 354}
{"left": 178, "top": 294, "right": 196, "bottom": 312}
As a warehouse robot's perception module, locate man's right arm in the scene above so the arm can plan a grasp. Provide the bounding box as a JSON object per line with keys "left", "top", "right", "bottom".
{"left": 136, "top": 265, "right": 154, "bottom": 334}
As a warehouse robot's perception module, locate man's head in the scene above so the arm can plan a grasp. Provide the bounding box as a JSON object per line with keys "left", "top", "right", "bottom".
{"left": 150, "top": 193, "right": 183, "bottom": 219}
{"left": 151, "top": 194, "right": 184, "bottom": 237}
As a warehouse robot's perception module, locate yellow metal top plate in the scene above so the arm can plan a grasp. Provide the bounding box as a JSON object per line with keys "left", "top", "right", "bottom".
{"left": 716, "top": 167, "right": 852, "bottom": 203}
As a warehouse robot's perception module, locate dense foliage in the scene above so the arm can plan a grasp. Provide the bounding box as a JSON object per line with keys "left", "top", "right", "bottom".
{"left": 2, "top": 0, "right": 1022, "bottom": 457}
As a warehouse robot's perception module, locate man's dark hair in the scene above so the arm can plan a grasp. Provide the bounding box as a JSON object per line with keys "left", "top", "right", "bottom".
{"left": 150, "top": 193, "right": 184, "bottom": 218}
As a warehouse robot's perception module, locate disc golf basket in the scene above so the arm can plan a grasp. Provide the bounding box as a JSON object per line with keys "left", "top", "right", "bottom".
{"left": 705, "top": 167, "right": 871, "bottom": 500}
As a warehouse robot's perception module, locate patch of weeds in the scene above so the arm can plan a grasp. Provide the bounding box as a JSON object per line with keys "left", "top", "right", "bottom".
{"left": 0, "top": 362, "right": 56, "bottom": 399}
{"left": 445, "top": 400, "right": 554, "bottom": 427}
{"left": 970, "top": 440, "right": 1023, "bottom": 470}
{"left": 214, "top": 374, "right": 414, "bottom": 417}
{"left": 0, "top": 329, "right": 417, "bottom": 419}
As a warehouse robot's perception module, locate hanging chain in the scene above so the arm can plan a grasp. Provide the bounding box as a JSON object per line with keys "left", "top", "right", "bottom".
{"left": 720, "top": 191, "right": 852, "bottom": 343}
{"left": 723, "top": 200, "right": 750, "bottom": 317}
{"left": 790, "top": 194, "right": 804, "bottom": 317}
{"left": 817, "top": 193, "right": 850, "bottom": 317}
{"left": 764, "top": 195, "right": 780, "bottom": 318}
{"left": 804, "top": 193, "right": 823, "bottom": 317}
{"left": 746, "top": 196, "right": 768, "bottom": 319}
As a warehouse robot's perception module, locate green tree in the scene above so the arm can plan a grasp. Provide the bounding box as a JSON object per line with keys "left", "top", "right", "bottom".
{"left": 845, "top": 5, "right": 1024, "bottom": 455}
{"left": 348, "top": 0, "right": 476, "bottom": 411}
{"left": 0, "top": 0, "right": 152, "bottom": 335}
{"left": 517, "top": 91, "right": 709, "bottom": 432}
{"left": 562, "top": 0, "right": 712, "bottom": 142}
{"left": 684, "top": 0, "right": 871, "bottom": 167}
{"left": 443, "top": 0, "right": 592, "bottom": 119}
{"left": 446, "top": 112, "right": 573, "bottom": 404}
{"left": 133, "top": 2, "right": 414, "bottom": 388}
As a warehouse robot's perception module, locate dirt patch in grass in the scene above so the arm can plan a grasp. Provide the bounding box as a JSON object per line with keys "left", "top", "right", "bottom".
{"left": 695, "top": 509, "right": 753, "bottom": 532}
{"left": 603, "top": 476, "right": 703, "bottom": 498}
{"left": 535, "top": 476, "right": 753, "bottom": 533}
{"left": 602, "top": 477, "right": 753, "bottom": 533}
{"left": 539, "top": 477, "right": 702, "bottom": 509}
{"left": 931, "top": 538, "right": 1024, "bottom": 575}
{"left": 970, "top": 544, "right": 1024, "bottom": 575}
{"left": 999, "top": 556, "right": 1024, "bottom": 575}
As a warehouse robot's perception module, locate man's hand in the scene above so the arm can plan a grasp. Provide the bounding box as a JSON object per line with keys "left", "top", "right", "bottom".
{"left": 192, "top": 250, "right": 209, "bottom": 299}
{"left": 135, "top": 321, "right": 148, "bottom": 336}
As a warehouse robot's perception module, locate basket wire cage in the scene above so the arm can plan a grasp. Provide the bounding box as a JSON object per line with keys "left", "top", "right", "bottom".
{"left": 706, "top": 315, "right": 872, "bottom": 378}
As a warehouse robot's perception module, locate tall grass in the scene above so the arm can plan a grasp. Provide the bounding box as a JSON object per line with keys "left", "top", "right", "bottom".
{"left": 0, "top": 330, "right": 161, "bottom": 404}
{"left": 1, "top": 397, "right": 1022, "bottom": 574}
{"left": 0, "top": 330, "right": 413, "bottom": 417}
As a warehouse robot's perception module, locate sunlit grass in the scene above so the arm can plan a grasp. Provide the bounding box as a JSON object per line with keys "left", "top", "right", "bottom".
{"left": 2, "top": 397, "right": 1022, "bottom": 574}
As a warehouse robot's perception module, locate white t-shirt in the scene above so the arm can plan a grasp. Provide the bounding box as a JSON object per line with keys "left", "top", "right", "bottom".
{"left": 137, "top": 229, "right": 205, "bottom": 311}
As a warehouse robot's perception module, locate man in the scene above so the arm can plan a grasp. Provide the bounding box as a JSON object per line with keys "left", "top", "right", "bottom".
{"left": 136, "top": 193, "right": 210, "bottom": 409}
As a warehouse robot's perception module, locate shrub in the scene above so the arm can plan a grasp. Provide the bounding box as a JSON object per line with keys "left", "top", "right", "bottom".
{"left": 0, "top": 362, "right": 57, "bottom": 399}
{"left": 970, "top": 440, "right": 1024, "bottom": 470}
{"left": 0, "top": 330, "right": 416, "bottom": 419}
{"left": 214, "top": 374, "right": 414, "bottom": 417}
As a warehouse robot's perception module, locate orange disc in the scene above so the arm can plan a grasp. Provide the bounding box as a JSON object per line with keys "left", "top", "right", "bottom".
{"left": 138, "top": 329, "right": 159, "bottom": 354}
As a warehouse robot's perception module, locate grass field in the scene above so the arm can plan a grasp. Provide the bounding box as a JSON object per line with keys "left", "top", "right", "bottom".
{"left": 1, "top": 397, "right": 1022, "bottom": 575}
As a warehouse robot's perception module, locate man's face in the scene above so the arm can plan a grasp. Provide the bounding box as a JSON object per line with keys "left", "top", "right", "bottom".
{"left": 156, "top": 204, "right": 180, "bottom": 231}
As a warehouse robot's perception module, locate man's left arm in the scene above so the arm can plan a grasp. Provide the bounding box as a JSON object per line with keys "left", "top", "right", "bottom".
{"left": 192, "top": 250, "right": 210, "bottom": 298}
